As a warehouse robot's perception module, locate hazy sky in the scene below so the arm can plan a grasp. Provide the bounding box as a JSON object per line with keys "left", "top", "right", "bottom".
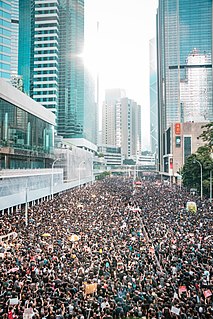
{"left": 84, "top": 0, "right": 158, "bottom": 149}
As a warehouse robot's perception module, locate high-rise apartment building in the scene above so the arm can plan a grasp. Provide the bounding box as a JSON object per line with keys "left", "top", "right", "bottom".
{"left": 149, "top": 37, "right": 158, "bottom": 155}
{"left": 102, "top": 89, "right": 141, "bottom": 159}
{"left": 18, "top": 0, "right": 96, "bottom": 146}
{"left": 116, "top": 98, "right": 141, "bottom": 159}
{"left": 102, "top": 101, "right": 116, "bottom": 146}
{"left": 102, "top": 89, "right": 126, "bottom": 146}
{"left": 0, "top": 0, "right": 11, "bottom": 79}
{"left": 157, "top": 0, "right": 213, "bottom": 166}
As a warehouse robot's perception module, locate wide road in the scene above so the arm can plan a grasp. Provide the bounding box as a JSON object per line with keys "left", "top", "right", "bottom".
{"left": 0, "top": 177, "right": 212, "bottom": 319}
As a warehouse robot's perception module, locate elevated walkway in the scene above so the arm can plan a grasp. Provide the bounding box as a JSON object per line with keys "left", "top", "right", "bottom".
{"left": 0, "top": 168, "right": 93, "bottom": 212}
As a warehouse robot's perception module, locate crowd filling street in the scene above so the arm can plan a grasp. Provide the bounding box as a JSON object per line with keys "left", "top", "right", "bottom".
{"left": 0, "top": 177, "right": 212, "bottom": 319}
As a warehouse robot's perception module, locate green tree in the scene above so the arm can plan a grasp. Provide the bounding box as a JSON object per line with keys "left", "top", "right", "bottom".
{"left": 182, "top": 145, "right": 213, "bottom": 196}
{"left": 199, "top": 122, "right": 213, "bottom": 151}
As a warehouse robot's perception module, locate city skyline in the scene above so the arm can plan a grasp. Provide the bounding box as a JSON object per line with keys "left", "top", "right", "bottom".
{"left": 0, "top": 0, "right": 158, "bottom": 150}
{"left": 1, "top": 0, "right": 212, "bottom": 157}
{"left": 84, "top": 0, "right": 158, "bottom": 149}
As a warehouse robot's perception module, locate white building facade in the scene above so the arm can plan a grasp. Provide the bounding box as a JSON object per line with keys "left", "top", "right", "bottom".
{"left": 116, "top": 98, "right": 141, "bottom": 159}
{"left": 180, "top": 49, "right": 212, "bottom": 122}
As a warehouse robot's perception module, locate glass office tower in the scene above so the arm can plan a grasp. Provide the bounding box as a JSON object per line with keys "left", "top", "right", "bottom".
{"left": 157, "top": 0, "right": 212, "bottom": 128}
{"left": 58, "top": 0, "right": 85, "bottom": 139}
{"left": 157, "top": 0, "right": 213, "bottom": 160}
{"left": 18, "top": 0, "right": 32, "bottom": 95}
{"left": 0, "top": 0, "right": 11, "bottom": 79}
{"left": 32, "top": 0, "right": 60, "bottom": 116}
{"left": 11, "top": 0, "right": 19, "bottom": 75}
{"left": 18, "top": 0, "right": 96, "bottom": 144}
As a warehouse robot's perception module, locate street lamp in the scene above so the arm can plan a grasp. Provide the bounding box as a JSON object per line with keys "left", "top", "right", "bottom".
{"left": 87, "top": 157, "right": 94, "bottom": 184}
{"left": 91, "top": 159, "right": 94, "bottom": 184}
{"left": 78, "top": 160, "right": 85, "bottom": 188}
{"left": 133, "top": 165, "right": 136, "bottom": 188}
{"left": 176, "top": 172, "right": 182, "bottom": 191}
{"left": 193, "top": 158, "right": 203, "bottom": 200}
{"left": 51, "top": 158, "right": 60, "bottom": 199}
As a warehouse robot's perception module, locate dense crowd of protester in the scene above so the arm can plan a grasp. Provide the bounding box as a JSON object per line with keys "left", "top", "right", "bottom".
{"left": 0, "top": 177, "right": 212, "bottom": 319}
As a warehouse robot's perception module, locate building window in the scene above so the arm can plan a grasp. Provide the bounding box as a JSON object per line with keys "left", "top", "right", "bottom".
{"left": 184, "top": 136, "right": 191, "bottom": 161}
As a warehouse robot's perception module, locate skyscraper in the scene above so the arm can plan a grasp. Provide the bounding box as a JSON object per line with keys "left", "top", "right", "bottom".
{"left": 32, "top": 0, "right": 60, "bottom": 115}
{"left": 0, "top": 0, "right": 22, "bottom": 88}
{"left": 149, "top": 37, "right": 158, "bottom": 155}
{"left": 180, "top": 49, "right": 211, "bottom": 122}
{"left": 58, "top": 0, "right": 85, "bottom": 139}
{"left": 18, "top": 0, "right": 32, "bottom": 95}
{"left": 11, "top": 0, "right": 19, "bottom": 75}
{"left": 0, "top": 0, "right": 24, "bottom": 90}
{"left": 18, "top": 0, "right": 96, "bottom": 145}
{"left": 115, "top": 97, "right": 141, "bottom": 159}
{"left": 102, "top": 89, "right": 126, "bottom": 146}
{"left": 102, "top": 89, "right": 141, "bottom": 159}
{"left": 157, "top": 0, "right": 213, "bottom": 164}
{"left": 84, "top": 68, "right": 97, "bottom": 143}
{"left": 0, "top": 0, "right": 11, "bottom": 79}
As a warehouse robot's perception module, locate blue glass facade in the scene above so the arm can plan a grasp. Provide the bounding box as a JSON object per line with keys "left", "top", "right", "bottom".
{"left": 0, "top": 97, "right": 54, "bottom": 168}
{"left": 58, "top": 0, "right": 86, "bottom": 139}
{"left": 157, "top": 0, "right": 212, "bottom": 127}
{"left": 11, "top": 0, "right": 19, "bottom": 75}
{"left": 0, "top": 0, "right": 11, "bottom": 79}
{"left": 18, "top": 0, "right": 96, "bottom": 144}
{"left": 157, "top": 0, "right": 213, "bottom": 161}
{"left": 18, "top": 0, "right": 32, "bottom": 95}
{"left": 0, "top": 97, "right": 54, "bottom": 151}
